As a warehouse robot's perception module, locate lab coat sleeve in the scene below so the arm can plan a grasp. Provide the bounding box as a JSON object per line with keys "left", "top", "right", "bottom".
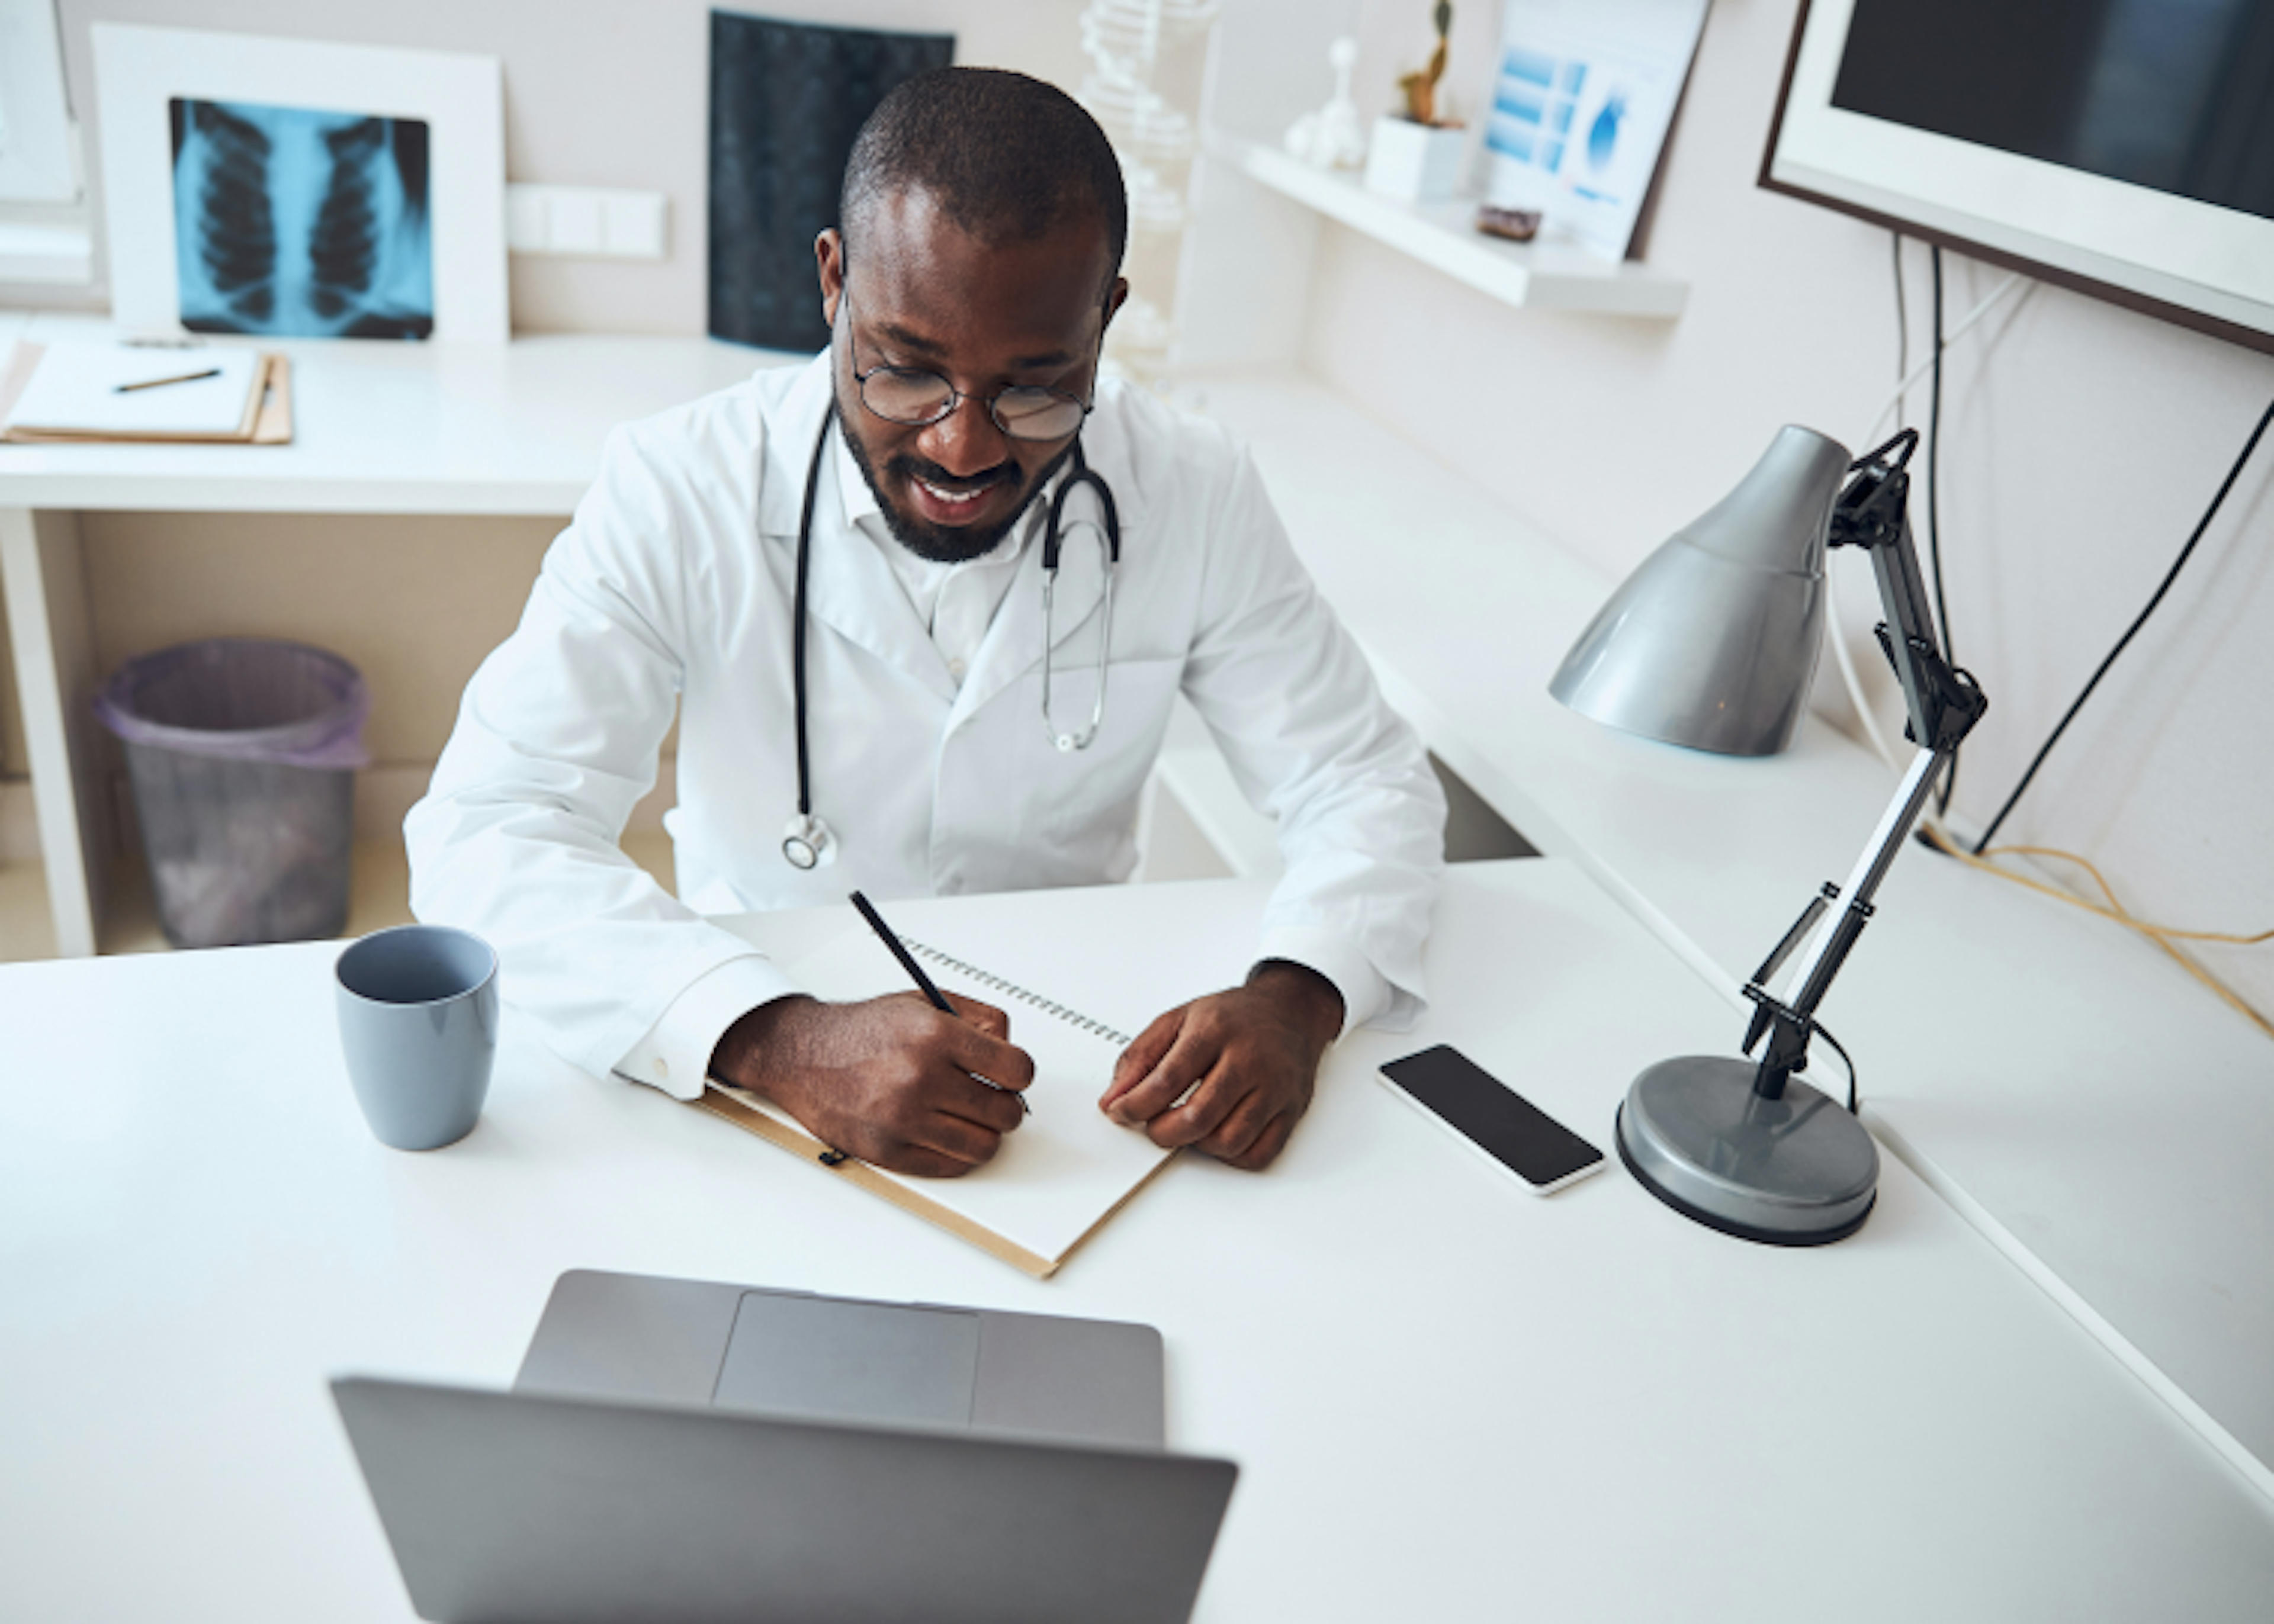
{"left": 1179, "top": 446, "right": 1447, "bottom": 1031}
{"left": 405, "top": 423, "right": 799, "bottom": 1095}
{"left": 614, "top": 957, "right": 802, "bottom": 1100}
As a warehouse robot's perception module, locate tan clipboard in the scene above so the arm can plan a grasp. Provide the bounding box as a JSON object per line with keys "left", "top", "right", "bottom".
{"left": 0, "top": 341, "right": 294, "bottom": 445}
{"left": 693, "top": 1081, "right": 1181, "bottom": 1280}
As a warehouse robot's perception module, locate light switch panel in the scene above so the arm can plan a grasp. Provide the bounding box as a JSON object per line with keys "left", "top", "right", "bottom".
{"left": 505, "top": 185, "right": 669, "bottom": 260}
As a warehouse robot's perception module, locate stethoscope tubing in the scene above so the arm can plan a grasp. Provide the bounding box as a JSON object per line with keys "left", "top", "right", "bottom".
{"left": 783, "top": 404, "right": 1120, "bottom": 870}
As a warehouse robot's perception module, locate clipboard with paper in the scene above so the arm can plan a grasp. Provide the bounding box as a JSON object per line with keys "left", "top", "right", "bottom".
{"left": 695, "top": 919, "right": 1191, "bottom": 1279}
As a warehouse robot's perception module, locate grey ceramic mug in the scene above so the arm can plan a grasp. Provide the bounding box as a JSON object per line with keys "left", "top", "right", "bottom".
{"left": 335, "top": 924, "right": 499, "bottom": 1151}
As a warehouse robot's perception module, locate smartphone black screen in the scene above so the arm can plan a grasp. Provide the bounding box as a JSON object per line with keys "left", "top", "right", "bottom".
{"left": 1379, "top": 1045, "right": 1604, "bottom": 1189}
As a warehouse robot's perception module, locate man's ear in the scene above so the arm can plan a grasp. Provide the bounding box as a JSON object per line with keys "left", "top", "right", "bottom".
{"left": 815, "top": 229, "right": 847, "bottom": 327}
{"left": 1102, "top": 275, "right": 1130, "bottom": 332}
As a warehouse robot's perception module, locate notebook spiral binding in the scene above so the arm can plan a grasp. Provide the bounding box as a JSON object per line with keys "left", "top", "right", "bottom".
{"left": 904, "top": 938, "right": 1133, "bottom": 1048}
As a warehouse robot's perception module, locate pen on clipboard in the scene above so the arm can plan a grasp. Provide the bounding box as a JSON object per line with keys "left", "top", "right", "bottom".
{"left": 849, "top": 890, "right": 1030, "bottom": 1115}
{"left": 114, "top": 367, "right": 221, "bottom": 393}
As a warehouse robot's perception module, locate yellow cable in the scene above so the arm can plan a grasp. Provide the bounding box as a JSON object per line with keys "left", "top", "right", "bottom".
{"left": 1917, "top": 822, "right": 2274, "bottom": 1039}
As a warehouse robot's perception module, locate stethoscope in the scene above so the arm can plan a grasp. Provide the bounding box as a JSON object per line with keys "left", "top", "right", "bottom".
{"left": 781, "top": 404, "right": 1124, "bottom": 871}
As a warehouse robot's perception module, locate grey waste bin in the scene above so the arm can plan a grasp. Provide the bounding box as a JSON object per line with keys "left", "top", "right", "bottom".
{"left": 94, "top": 638, "right": 370, "bottom": 948}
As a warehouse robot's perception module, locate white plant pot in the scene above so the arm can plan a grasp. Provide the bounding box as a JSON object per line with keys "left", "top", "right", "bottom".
{"left": 1363, "top": 115, "right": 1464, "bottom": 203}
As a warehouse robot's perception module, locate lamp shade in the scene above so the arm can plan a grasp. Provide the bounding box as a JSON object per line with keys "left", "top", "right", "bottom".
{"left": 1549, "top": 426, "right": 1852, "bottom": 755}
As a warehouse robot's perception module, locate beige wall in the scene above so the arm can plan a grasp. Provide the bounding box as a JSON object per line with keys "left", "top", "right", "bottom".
{"left": 77, "top": 513, "right": 578, "bottom": 840}
{"left": 79, "top": 511, "right": 557, "bottom": 763}
{"left": 1309, "top": 0, "right": 2274, "bottom": 1024}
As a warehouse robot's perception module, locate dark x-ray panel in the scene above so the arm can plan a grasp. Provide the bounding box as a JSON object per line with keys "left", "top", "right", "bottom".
{"left": 708, "top": 11, "right": 952, "bottom": 352}
{"left": 171, "top": 98, "right": 435, "bottom": 340}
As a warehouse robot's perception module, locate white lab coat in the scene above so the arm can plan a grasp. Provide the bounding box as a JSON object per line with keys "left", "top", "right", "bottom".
{"left": 407, "top": 352, "right": 1445, "bottom": 1098}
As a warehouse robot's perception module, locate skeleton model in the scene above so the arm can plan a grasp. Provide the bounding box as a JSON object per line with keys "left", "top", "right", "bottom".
{"left": 1076, "top": 0, "right": 1220, "bottom": 376}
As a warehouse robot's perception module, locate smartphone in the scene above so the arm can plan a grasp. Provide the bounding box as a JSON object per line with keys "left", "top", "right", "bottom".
{"left": 1378, "top": 1044, "right": 1605, "bottom": 1195}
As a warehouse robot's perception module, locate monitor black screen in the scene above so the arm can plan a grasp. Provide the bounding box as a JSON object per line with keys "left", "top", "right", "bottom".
{"left": 1829, "top": 0, "right": 2274, "bottom": 223}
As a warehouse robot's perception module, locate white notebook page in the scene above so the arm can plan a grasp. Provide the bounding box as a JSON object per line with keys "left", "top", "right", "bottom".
{"left": 4, "top": 343, "right": 261, "bottom": 436}
{"left": 772, "top": 924, "right": 1177, "bottom": 1266}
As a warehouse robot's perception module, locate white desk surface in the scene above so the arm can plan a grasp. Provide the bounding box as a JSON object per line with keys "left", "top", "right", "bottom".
{"left": 1, "top": 321, "right": 2266, "bottom": 1505}
{"left": 0, "top": 313, "right": 788, "bottom": 514}
{"left": 1199, "top": 371, "right": 2274, "bottom": 1488}
{"left": 5, "top": 862, "right": 2271, "bottom": 1622}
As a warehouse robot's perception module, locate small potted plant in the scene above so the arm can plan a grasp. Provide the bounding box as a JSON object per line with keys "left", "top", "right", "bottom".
{"left": 1366, "top": 2, "right": 1466, "bottom": 202}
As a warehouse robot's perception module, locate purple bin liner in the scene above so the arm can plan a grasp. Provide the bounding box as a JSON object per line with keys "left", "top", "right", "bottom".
{"left": 92, "top": 638, "right": 370, "bottom": 770}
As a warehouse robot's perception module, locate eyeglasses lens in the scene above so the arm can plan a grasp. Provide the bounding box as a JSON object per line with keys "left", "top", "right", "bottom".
{"left": 858, "top": 368, "right": 1085, "bottom": 442}
{"left": 860, "top": 369, "right": 953, "bottom": 425}
{"left": 995, "top": 390, "right": 1086, "bottom": 440}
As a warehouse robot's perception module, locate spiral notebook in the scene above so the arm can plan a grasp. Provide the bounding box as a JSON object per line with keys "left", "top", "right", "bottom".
{"left": 695, "top": 927, "right": 1180, "bottom": 1279}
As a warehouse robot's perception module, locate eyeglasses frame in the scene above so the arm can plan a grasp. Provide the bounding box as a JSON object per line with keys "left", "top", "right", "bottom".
{"left": 834, "top": 281, "right": 1108, "bottom": 444}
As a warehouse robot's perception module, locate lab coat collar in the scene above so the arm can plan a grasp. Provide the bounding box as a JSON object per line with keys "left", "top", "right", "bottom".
{"left": 754, "top": 357, "right": 956, "bottom": 702}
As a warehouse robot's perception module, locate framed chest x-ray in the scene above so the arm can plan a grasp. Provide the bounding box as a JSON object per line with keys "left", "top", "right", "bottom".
{"left": 91, "top": 22, "right": 508, "bottom": 343}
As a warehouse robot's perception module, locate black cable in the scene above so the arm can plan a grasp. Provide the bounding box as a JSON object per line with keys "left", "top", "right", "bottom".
{"left": 1973, "top": 388, "right": 2274, "bottom": 854}
{"left": 1812, "top": 1019, "right": 1861, "bottom": 1114}
{"left": 1928, "top": 246, "right": 1957, "bottom": 815}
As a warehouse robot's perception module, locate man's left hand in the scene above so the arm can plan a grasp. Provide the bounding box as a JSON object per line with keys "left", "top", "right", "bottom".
{"left": 1097, "top": 961, "right": 1343, "bottom": 1170}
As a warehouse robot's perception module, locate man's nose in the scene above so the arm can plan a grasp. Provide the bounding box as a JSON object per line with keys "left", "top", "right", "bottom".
{"left": 917, "top": 393, "right": 1010, "bottom": 479}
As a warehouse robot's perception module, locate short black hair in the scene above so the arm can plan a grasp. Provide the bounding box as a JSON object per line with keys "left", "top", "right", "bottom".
{"left": 841, "top": 67, "right": 1127, "bottom": 288}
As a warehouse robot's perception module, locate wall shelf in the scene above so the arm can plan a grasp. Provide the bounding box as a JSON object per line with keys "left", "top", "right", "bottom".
{"left": 1207, "top": 131, "right": 1687, "bottom": 320}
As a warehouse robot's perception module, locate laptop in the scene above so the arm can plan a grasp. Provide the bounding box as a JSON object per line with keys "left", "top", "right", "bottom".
{"left": 331, "top": 1269, "right": 1237, "bottom": 1624}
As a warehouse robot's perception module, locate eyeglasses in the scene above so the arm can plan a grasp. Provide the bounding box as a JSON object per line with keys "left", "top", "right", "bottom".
{"left": 839, "top": 286, "right": 1097, "bottom": 443}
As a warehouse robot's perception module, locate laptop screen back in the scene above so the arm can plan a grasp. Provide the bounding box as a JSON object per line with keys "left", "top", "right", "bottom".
{"left": 331, "top": 1376, "right": 1236, "bottom": 1624}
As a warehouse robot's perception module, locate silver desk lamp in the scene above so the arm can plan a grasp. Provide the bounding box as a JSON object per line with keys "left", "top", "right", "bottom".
{"left": 1550, "top": 426, "right": 1988, "bottom": 1244}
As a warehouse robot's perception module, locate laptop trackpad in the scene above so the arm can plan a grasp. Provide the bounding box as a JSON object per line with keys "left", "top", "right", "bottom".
{"left": 712, "top": 1291, "right": 981, "bottom": 1430}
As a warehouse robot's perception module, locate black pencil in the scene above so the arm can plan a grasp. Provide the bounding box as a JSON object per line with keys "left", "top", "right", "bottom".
{"left": 849, "top": 890, "right": 1029, "bottom": 1114}
{"left": 850, "top": 890, "right": 953, "bottom": 1012}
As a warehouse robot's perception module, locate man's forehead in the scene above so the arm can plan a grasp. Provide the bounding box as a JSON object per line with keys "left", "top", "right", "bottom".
{"left": 849, "top": 189, "right": 1113, "bottom": 326}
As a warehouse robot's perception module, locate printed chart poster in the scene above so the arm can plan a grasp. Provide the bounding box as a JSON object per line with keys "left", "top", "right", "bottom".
{"left": 170, "top": 98, "right": 435, "bottom": 340}
{"left": 1483, "top": 0, "right": 1708, "bottom": 259}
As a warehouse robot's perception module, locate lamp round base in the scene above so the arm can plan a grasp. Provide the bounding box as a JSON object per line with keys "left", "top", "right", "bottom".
{"left": 1615, "top": 1057, "right": 1878, "bottom": 1246}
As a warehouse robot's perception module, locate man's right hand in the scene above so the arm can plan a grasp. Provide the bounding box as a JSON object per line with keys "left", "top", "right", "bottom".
{"left": 710, "top": 993, "right": 1034, "bottom": 1178}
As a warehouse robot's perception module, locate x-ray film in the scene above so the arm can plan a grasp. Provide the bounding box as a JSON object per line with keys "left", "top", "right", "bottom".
{"left": 170, "top": 98, "right": 434, "bottom": 340}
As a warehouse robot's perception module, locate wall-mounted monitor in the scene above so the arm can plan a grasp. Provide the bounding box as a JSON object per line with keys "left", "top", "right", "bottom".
{"left": 1761, "top": 0, "right": 2274, "bottom": 356}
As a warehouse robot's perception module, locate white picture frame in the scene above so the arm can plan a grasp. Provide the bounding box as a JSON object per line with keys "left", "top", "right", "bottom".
{"left": 91, "top": 22, "right": 508, "bottom": 342}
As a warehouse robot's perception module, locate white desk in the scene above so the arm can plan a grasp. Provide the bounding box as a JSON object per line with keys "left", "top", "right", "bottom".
{"left": 4, "top": 863, "right": 2271, "bottom": 1621}
{"left": 4, "top": 326, "right": 2267, "bottom": 1517}
{"left": 1197, "top": 371, "right": 2274, "bottom": 1493}
{"left": 0, "top": 315, "right": 784, "bottom": 957}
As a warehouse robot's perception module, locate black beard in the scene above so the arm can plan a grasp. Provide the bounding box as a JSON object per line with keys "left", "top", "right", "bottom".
{"left": 841, "top": 415, "right": 1075, "bottom": 565}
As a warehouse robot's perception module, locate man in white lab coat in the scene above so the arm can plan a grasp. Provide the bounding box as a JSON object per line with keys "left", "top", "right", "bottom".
{"left": 408, "top": 69, "right": 1444, "bottom": 1175}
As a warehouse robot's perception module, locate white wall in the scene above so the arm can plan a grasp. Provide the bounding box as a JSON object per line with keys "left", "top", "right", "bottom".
{"left": 20, "top": 1, "right": 2271, "bottom": 1025}
{"left": 1303, "top": 0, "right": 2274, "bottom": 1023}
{"left": 15, "top": 1, "right": 1094, "bottom": 847}
{"left": 51, "top": 0, "right": 1089, "bottom": 332}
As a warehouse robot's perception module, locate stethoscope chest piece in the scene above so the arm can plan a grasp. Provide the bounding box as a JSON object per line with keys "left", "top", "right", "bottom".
{"left": 781, "top": 811, "right": 836, "bottom": 871}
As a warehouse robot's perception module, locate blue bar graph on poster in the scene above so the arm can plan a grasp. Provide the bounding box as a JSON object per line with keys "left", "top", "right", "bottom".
{"left": 1495, "top": 83, "right": 1547, "bottom": 124}
{"left": 1502, "top": 47, "right": 1557, "bottom": 88}
{"left": 1487, "top": 122, "right": 1537, "bottom": 163}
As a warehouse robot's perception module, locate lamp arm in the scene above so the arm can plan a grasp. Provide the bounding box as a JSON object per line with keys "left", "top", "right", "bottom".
{"left": 1739, "top": 434, "right": 1990, "bottom": 1103}
{"left": 1826, "top": 432, "right": 1990, "bottom": 755}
